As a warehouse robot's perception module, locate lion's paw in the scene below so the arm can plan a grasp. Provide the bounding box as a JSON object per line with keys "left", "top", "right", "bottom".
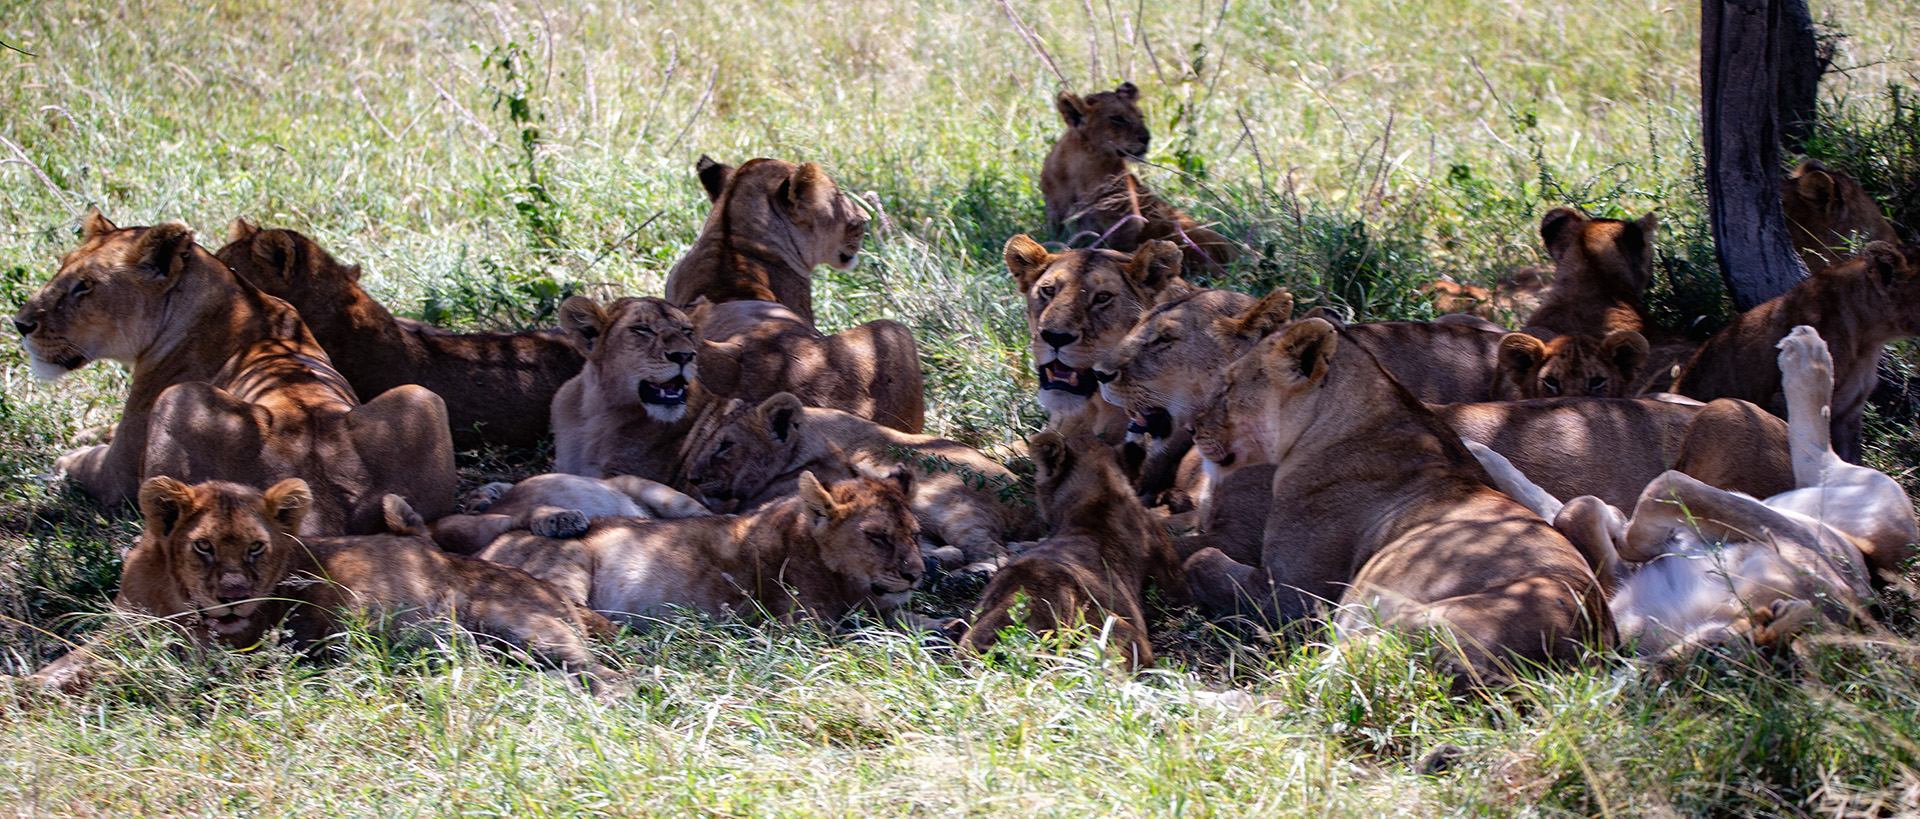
{"left": 531, "top": 509, "right": 593, "bottom": 539}
{"left": 462, "top": 482, "right": 514, "bottom": 514}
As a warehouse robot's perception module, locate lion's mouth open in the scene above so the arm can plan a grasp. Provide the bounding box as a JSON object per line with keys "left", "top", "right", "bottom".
{"left": 1039, "top": 362, "right": 1098, "bottom": 396}
{"left": 1127, "top": 408, "right": 1174, "bottom": 438}
{"left": 639, "top": 376, "right": 688, "bottom": 406}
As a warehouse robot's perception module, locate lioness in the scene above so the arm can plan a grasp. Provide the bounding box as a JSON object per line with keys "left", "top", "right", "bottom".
{"left": 1673, "top": 241, "right": 1920, "bottom": 462}
{"left": 1782, "top": 159, "right": 1901, "bottom": 275}
{"left": 12, "top": 212, "right": 455, "bottom": 533}
{"left": 678, "top": 392, "right": 1040, "bottom": 567}
{"left": 1492, "top": 330, "right": 1648, "bottom": 399}
{"left": 550, "top": 296, "right": 712, "bottom": 483}
{"left": 480, "top": 469, "right": 925, "bottom": 627}
{"left": 959, "top": 432, "right": 1189, "bottom": 670}
{"left": 1041, "top": 82, "right": 1235, "bottom": 272}
{"left": 691, "top": 298, "right": 925, "bottom": 433}
{"left": 24, "top": 477, "right": 619, "bottom": 696}
{"left": 217, "top": 220, "right": 583, "bottom": 450}
{"left": 428, "top": 473, "right": 710, "bottom": 555}
{"left": 662, "top": 156, "right": 868, "bottom": 326}
{"left": 1184, "top": 318, "right": 1613, "bottom": 684}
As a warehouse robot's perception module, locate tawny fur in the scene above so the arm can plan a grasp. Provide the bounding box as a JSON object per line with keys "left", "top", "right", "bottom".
{"left": 429, "top": 473, "right": 710, "bottom": 555}
{"left": 690, "top": 299, "right": 925, "bottom": 434}
{"left": 1781, "top": 159, "right": 1902, "bottom": 275}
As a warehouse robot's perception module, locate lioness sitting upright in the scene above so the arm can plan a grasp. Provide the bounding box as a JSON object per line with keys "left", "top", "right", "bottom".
{"left": 12, "top": 212, "right": 455, "bottom": 533}
{"left": 23, "top": 477, "right": 619, "bottom": 696}
{"left": 662, "top": 156, "right": 868, "bottom": 326}
{"left": 218, "top": 220, "right": 583, "bottom": 450}
{"left": 1520, "top": 208, "right": 1693, "bottom": 392}
{"left": 1042, "top": 82, "right": 1236, "bottom": 272}
{"left": 960, "top": 432, "right": 1189, "bottom": 670}
{"left": 1184, "top": 318, "right": 1613, "bottom": 685}
{"left": 1781, "top": 159, "right": 1901, "bottom": 274}
{"left": 550, "top": 296, "right": 713, "bottom": 483}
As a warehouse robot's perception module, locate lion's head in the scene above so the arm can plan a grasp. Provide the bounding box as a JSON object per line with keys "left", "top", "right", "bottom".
{"left": 1005, "top": 235, "right": 1183, "bottom": 417}
{"left": 1831, "top": 242, "right": 1920, "bottom": 336}
{"left": 1494, "top": 330, "right": 1648, "bottom": 399}
{"left": 14, "top": 211, "right": 207, "bottom": 381}
{"left": 1055, "top": 82, "right": 1151, "bottom": 162}
{"left": 1095, "top": 287, "right": 1288, "bottom": 437}
{"left": 798, "top": 467, "right": 924, "bottom": 613}
{"left": 137, "top": 476, "right": 313, "bottom": 641}
{"left": 559, "top": 296, "right": 700, "bottom": 422}
{"left": 1539, "top": 207, "right": 1658, "bottom": 297}
{"left": 1191, "top": 318, "right": 1343, "bottom": 471}
{"left": 1782, "top": 159, "right": 1901, "bottom": 274}
{"left": 680, "top": 392, "right": 806, "bottom": 509}
{"left": 695, "top": 156, "right": 868, "bottom": 272}
{"left": 1027, "top": 430, "right": 1137, "bottom": 529}
{"left": 216, "top": 220, "right": 360, "bottom": 314}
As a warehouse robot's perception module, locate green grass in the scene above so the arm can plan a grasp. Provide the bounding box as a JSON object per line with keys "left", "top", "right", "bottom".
{"left": 4, "top": 0, "right": 1920, "bottom": 815}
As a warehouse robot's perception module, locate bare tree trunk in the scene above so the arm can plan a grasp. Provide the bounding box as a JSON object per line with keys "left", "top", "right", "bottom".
{"left": 1774, "top": 0, "right": 1827, "bottom": 152}
{"left": 1702, "top": 0, "right": 1816, "bottom": 311}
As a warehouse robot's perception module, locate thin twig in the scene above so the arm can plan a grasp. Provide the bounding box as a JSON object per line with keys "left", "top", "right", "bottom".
{"left": 0, "top": 38, "right": 36, "bottom": 57}
{"left": 588, "top": 209, "right": 665, "bottom": 268}
{"left": 1235, "top": 108, "right": 1270, "bottom": 192}
{"left": 996, "top": 0, "right": 1069, "bottom": 86}
{"left": 663, "top": 65, "right": 717, "bottom": 161}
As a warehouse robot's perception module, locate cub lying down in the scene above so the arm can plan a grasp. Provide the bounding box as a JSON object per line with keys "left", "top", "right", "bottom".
{"left": 960, "top": 432, "right": 1189, "bottom": 670}
{"left": 428, "top": 473, "right": 710, "bottom": 555}
{"left": 480, "top": 469, "right": 926, "bottom": 627}
{"left": 678, "top": 392, "right": 1040, "bottom": 568}
{"left": 24, "top": 478, "right": 619, "bottom": 696}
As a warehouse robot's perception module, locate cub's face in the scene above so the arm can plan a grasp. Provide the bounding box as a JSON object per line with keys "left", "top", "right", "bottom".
{"left": 560, "top": 296, "right": 700, "bottom": 422}
{"left": 1005, "top": 236, "right": 1182, "bottom": 418}
{"left": 704, "top": 157, "right": 869, "bottom": 272}
{"left": 216, "top": 220, "right": 361, "bottom": 310}
{"left": 1191, "top": 319, "right": 1339, "bottom": 471}
{"left": 1539, "top": 208, "right": 1658, "bottom": 297}
{"left": 1097, "top": 288, "right": 1260, "bottom": 437}
{"left": 1057, "top": 82, "right": 1151, "bottom": 161}
{"left": 1781, "top": 160, "right": 1900, "bottom": 273}
{"left": 139, "top": 477, "right": 312, "bottom": 642}
{"left": 802, "top": 471, "right": 924, "bottom": 616}
{"left": 680, "top": 394, "right": 805, "bottom": 510}
{"left": 14, "top": 213, "right": 198, "bottom": 381}
{"left": 1495, "top": 331, "right": 1647, "bottom": 399}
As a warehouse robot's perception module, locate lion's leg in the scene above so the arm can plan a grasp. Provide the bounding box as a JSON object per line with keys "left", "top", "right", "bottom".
{"left": 1625, "top": 471, "right": 1820, "bottom": 563}
{"left": 1183, "top": 547, "right": 1284, "bottom": 627}
{"left": 1553, "top": 496, "right": 1628, "bottom": 594}
{"left": 426, "top": 513, "right": 522, "bottom": 555}
{"left": 599, "top": 475, "right": 709, "bottom": 518}
{"left": 346, "top": 385, "right": 457, "bottom": 527}
{"left": 1399, "top": 575, "right": 1597, "bottom": 687}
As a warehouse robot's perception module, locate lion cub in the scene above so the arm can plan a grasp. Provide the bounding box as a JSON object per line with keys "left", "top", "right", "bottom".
{"left": 1493, "top": 330, "right": 1649, "bottom": 399}
{"left": 25, "top": 477, "right": 619, "bottom": 696}
{"left": 1185, "top": 318, "right": 1614, "bottom": 685}
{"left": 679, "top": 392, "right": 1039, "bottom": 568}
{"left": 480, "top": 469, "right": 926, "bottom": 627}
{"left": 428, "top": 473, "right": 710, "bottom": 555}
{"left": 1042, "top": 82, "right": 1235, "bottom": 272}
{"left": 690, "top": 298, "right": 926, "bottom": 434}
{"left": 1781, "top": 159, "right": 1901, "bottom": 274}
{"left": 960, "top": 432, "right": 1189, "bottom": 670}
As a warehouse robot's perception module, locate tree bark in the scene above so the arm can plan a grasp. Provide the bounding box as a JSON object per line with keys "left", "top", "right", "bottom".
{"left": 1774, "top": 0, "right": 1828, "bottom": 153}
{"left": 1702, "top": 0, "right": 1814, "bottom": 311}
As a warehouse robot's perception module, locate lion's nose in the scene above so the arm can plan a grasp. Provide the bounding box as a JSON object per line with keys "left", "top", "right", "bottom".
{"left": 1040, "top": 330, "right": 1077, "bottom": 349}
{"left": 13, "top": 317, "right": 36, "bottom": 336}
{"left": 665, "top": 350, "right": 694, "bottom": 365}
{"left": 1093, "top": 368, "right": 1118, "bottom": 383}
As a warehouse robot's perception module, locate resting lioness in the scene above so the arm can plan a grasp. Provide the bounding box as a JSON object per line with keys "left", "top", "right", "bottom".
{"left": 960, "top": 432, "right": 1189, "bottom": 670}
{"left": 1673, "top": 242, "right": 1920, "bottom": 462}
{"left": 1492, "top": 330, "right": 1648, "bottom": 399}
{"left": 1782, "top": 159, "right": 1901, "bottom": 275}
{"left": 1184, "top": 318, "right": 1613, "bottom": 684}
{"left": 12, "top": 212, "right": 455, "bottom": 534}
{"left": 24, "top": 478, "right": 619, "bottom": 696}
{"left": 662, "top": 156, "right": 868, "bottom": 326}
{"left": 678, "top": 392, "right": 1040, "bottom": 567}
{"left": 550, "top": 296, "right": 712, "bottom": 483}
{"left": 1041, "top": 82, "right": 1236, "bottom": 272}
{"left": 690, "top": 298, "right": 925, "bottom": 433}
{"left": 480, "top": 469, "right": 925, "bottom": 627}
{"left": 427, "top": 473, "right": 710, "bottom": 555}
{"left": 218, "top": 220, "right": 583, "bottom": 450}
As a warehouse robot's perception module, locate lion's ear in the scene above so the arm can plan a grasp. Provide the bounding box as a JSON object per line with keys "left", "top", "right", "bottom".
{"left": 380, "top": 494, "right": 427, "bottom": 537}
{"left": 1539, "top": 207, "right": 1589, "bottom": 264}
{"left": 758, "top": 392, "right": 803, "bottom": 443}
{"left": 695, "top": 155, "right": 734, "bottom": 203}
{"left": 252, "top": 229, "right": 298, "bottom": 280}
{"left": 559, "top": 296, "right": 610, "bottom": 355}
{"left": 132, "top": 221, "right": 196, "bottom": 282}
{"left": 1496, "top": 333, "right": 1547, "bottom": 380}
{"left": 80, "top": 208, "right": 118, "bottom": 240}
{"left": 1027, "top": 430, "right": 1070, "bottom": 479}
{"left": 886, "top": 464, "right": 914, "bottom": 500}
{"left": 797, "top": 471, "right": 838, "bottom": 525}
{"left": 1862, "top": 241, "right": 1911, "bottom": 285}
{"left": 695, "top": 340, "right": 743, "bottom": 395}
{"left": 1126, "top": 240, "right": 1182, "bottom": 296}
{"left": 1214, "top": 287, "right": 1294, "bottom": 341}
{"left": 137, "top": 477, "right": 195, "bottom": 539}
{"left": 1793, "top": 165, "right": 1837, "bottom": 212}
{"left": 1602, "top": 330, "right": 1649, "bottom": 377}
{"left": 225, "top": 218, "right": 258, "bottom": 245}
{"left": 783, "top": 163, "right": 840, "bottom": 225}
{"left": 1055, "top": 91, "right": 1087, "bottom": 127}
{"left": 1004, "top": 235, "right": 1053, "bottom": 293}
{"left": 262, "top": 478, "right": 313, "bottom": 535}
{"left": 1114, "top": 81, "right": 1140, "bottom": 102}
{"left": 1264, "top": 318, "right": 1338, "bottom": 386}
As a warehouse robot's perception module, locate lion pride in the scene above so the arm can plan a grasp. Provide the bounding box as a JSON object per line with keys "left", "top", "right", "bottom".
{"left": 11, "top": 212, "right": 455, "bottom": 534}
{"left": 217, "top": 220, "right": 583, "bottom": 450}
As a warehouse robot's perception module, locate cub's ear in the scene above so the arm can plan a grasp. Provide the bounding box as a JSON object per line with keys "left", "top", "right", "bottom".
{"left": 132, "top": 221, "right": 196, "bottom": 282}
{"left": 1004, "top": 234, "right": 1054, "bottom": 294}
{"left": 1055, "top": 91, "right": 1087, "bottom": 127}
{"left": 1792, "top": 164, "right": 1838, "bottom": 212}
{"left": 694, "top": 340, "right": 744, "bottom": 395}
{"left": 252, "top": 229, "right": 298, "bottom": 280}
{"left": 1027, "top": 430, "right": 1071, "bottom": 479}
{"left": 886, "top": 464, "right": 914, "bottom": 500}
{"left": 1114, "top": 81, "right": 1140, "bottom": 102}
{"left": 1125, "top": 240, "right": 1183, "bottom": 296}
{"left": 1496, "top": 333, "right": 1548, "bottom": 379}
{"left": 381, "top": 494, "right": 427, "bottom": 537}
{"left": 1213, "top": 287, "right": 1294, "bottom": 341}
{"left": 758, "top": 392, "right": 804, "bottom": 443}
{"left": 1263, "top": 317, "right": 1339, "bottom": 386}
{"left": 137, "top": 477, "right": 196, "bottom": 539}
{"left": 797, "top": 471, "right": 838, "bottom": 525}
{"left": 1300, "top": 305, "right": 1347, "bottom": 328}
{"left": 1862, "top": 241, "right": 1911, "bottom": 285}
{"left": 1539, "top": 207, "right": 1590, "bottom": 264}
{"left": 225, "top": 217, "right": 258, "bottom": 245}
{"left": 1602, "top": 330, "right": 1650, "bottom": 378}
{"left": 695, "top": 155, "right": 734, "bottom": 203}
{"left": 80, "top": 208, "right": 118, "bottom": 240}
{"left": 558, "top": 296, "right": 611, "bottom": 355}
{"left": 782, "top": 162, "right": 841, "bottom": 225}
{"left": 262, "top": 478, "right": 314, "bottom": 535}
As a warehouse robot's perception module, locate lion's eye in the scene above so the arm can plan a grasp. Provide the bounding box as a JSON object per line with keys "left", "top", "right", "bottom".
{"left": 192, "top": 539, "right": 213, "bottom": 557}
{"left": 1542, "top": 376, "right": 1562, "bottom": 396}
{"left": 715, "top": 440, "right": 734, "bottom": 456}
{"left": 1588, "top": 377, "right": 1608, "bottom": 393}
{"left": 247, "top": 541, "right": 266, "bottom": 560}
{"left": 865, "top": 531, "right": 892, "bottom": 550}
{"left": 680, "top": 325, "right": 695, "bottom": 336}
{"left": 1091, "top": 292, "right": 1113, "bottom": 306}
{"left": 1038, "top": 285, "right": 1057, "bottom": 300}
{"left": 1109, "top": 116, "right": 1129, "bottom": 127}
{"left": 632, "top": 326, "right": 656, "bottom": 337}
{"left": 70, "top": 280, "right": 92, "bottom": 299}
{"left": 1150, "top": 334, "right": 1175, "bottom": 346}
